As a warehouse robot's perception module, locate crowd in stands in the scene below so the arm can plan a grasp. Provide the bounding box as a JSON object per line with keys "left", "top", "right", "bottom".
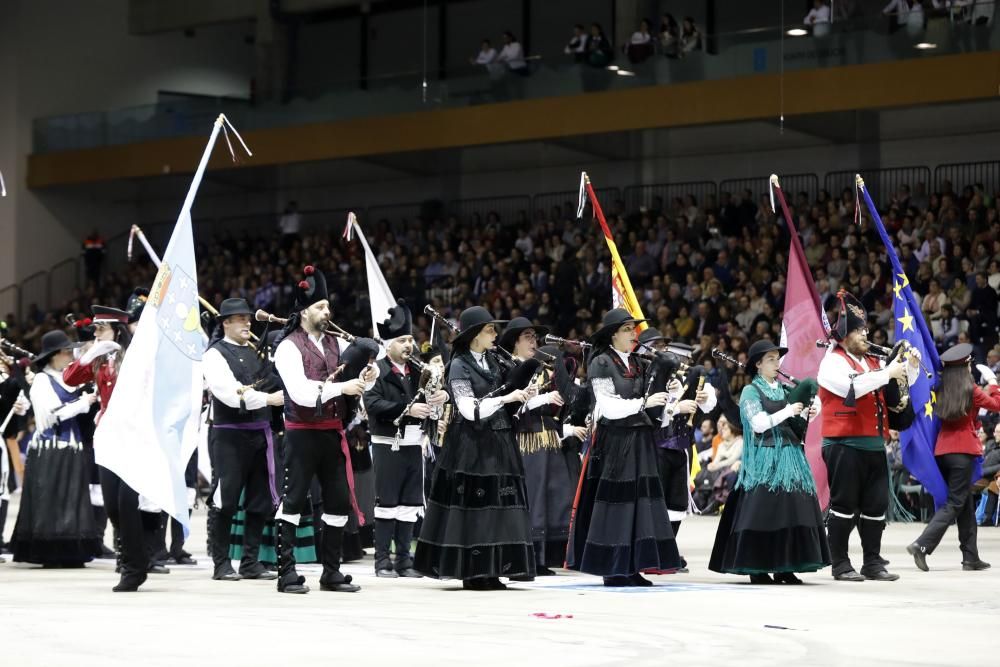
{"left": 4, "top": 174, "right": 1000, "bottom": 523}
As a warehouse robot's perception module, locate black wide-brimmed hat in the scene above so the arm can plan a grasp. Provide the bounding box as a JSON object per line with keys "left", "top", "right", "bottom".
{"left": 452, "top": 306, "right": 507, "bottom": 347}
{"left": 218, "top": 298, "right": 253, "bottom": 320}
{"left": 746, "top": 339, "right": 788, "bottom": 376}
{"left": 91, "top": 305, "right": 130, "bottom": 324}
{"left": 590, "top": 308, "right": 647, "bottom": 345}
{"left": 293, "top": 265, "right": 329, "bottom": 311}
{"left": 126, "top": 287, "right": 149, "bottom": 324}
{"left": 33, "top": 330, "right": 83, "bottom": 369}
{"left": 637, "top": 327, "right": 666, "bottom": 346}
{"left": 377, "top": 299, "right": 413, "bottom": 341}
{"left": 832, "top": 289, "right": 867, "bottom": 341}
{"left": 941, "top": 342, "right": 973, "bottom": 366}
{"left": 498, "top": 317, "right": 550, "bottom": 352}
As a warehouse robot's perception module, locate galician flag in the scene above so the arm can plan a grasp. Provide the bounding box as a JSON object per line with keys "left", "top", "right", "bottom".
{"left": 95, "top": 116, "right": 231, "bottom": 535}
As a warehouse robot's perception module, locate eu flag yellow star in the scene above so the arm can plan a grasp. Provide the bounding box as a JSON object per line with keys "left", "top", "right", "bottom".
{"left": 897, "top": 272, "right": 910, "bottom": 289}
{"left": 897, "top": 308, "right": 915, "bottom": 333}
{"left": 924, "top": 401, "right": 934, "bottom": 418}
{"left": 930, "top": 390, "right": 936, "bottom": 404}
{"left": 893, "top": 281, "right": 904, "bottom": 300}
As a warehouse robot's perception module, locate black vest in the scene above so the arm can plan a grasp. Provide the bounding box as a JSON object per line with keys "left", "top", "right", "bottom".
{"left": 589, "top": 349, "right": 654, "bottom": 428}
{"left": 448, "top": 352, "right": 512, "bottom": 431}
{"left": 211, "top": 340, "right": 269, "bottom": 425}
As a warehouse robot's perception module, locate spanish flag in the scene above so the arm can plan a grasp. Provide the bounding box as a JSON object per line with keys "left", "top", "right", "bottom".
{"left": 577, "top": 172, "right": 647, "bottom": 332}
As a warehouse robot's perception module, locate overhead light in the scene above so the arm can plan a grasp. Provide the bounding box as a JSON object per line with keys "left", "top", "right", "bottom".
{"left": 786, "top": 28, "right": 808, "bottom": 37}
{"left": 606, "top": 65, "right": 620, "bottom": 71}
{"left": 915, "top": 42, "right": 937, "bottom": 49}
{"left": 616, "top": 70, "right": 636, "bottom": 76}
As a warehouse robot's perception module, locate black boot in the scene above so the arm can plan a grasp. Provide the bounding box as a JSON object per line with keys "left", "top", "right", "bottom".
{"left": 239, "top": 512, "right": 277, "bottom": 580}
{"left": 341, "top": 528, "right": 364, "bottom": 563}
{"left": 374, "top": 519, "right": 397, "bottom": 577}
{"left": 169, "top": 513, "right": 196, "bottom": 565}
{"left": 142, "top": 516, "right": 170, "bottom": 575}
{"left": 858, "top": 518, "right": 898, "bottom": 581}
{"left": 393, "top": 520, "right": 422, "bottom": 578}
{"left": 276, "top": 519, "right": 308, "bottom": 594}
{"left": 93, "top": 506, "right": 115, "bottom": 558}
{"left": 318, "top": 525, "right": 361, "bottom": 592}
{"left": 209, "top": 508, "right": 241, "bottom": 581}
{"left": 826, "top": 514, "right": 857, "bottom": 579}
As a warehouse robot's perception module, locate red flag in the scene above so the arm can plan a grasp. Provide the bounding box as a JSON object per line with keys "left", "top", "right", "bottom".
{"left": 772, "top": 175, "right": 831, "bottom": 509}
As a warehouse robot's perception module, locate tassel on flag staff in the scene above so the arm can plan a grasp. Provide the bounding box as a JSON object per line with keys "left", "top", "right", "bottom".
{"left": 771, "top": 174, "right": 832, "bottom": 510}
{"left": 95, "top": 114, "right": 251, "bottom": 536}
{"left": 857, "top": 174, "right": 949, "bottom": 509}
{"left": 577, "top": 171, "right": 647, "bottom": 332}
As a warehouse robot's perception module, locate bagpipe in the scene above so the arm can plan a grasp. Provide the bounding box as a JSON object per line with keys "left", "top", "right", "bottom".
{"left": 713, "top": 348, "right": 819, "bottom": 442}
{"left": 815, "top": 339, "right": 920, "bottom": 431}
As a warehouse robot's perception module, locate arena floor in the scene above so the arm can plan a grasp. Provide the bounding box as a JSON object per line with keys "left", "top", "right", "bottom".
{"left": 1, "top": 502, "right": 996, "bottom": 667}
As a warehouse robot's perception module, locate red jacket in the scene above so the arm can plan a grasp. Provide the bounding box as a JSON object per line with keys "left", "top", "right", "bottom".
{"left": 935, "top": 384, "right": 1000, "bottom": 457}
{"left": 63, "top": 359, "right": 116, "bottom": 422}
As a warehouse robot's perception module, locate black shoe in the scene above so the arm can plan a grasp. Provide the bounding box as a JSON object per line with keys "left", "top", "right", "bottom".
{"left": 376, "top": 567, "right": 399, "bottom": 578}
{"left": 907, "top": 542, "right": 928, "bottom": 572}
{"left": 277, "top": 573, "right": 309, "bottom": 594}
{"left": 629, "top": 572, "right": 654, "bottom": 587}
{"left": 749, "top": 573, "right": 775, "bottom": 585}
{"left": 486, "top": 577, "right": 507, "bottom": 590}
{"left": 536, "top": 566, "right": 557, "bottom": 576}
{"left": 239, "top": 562, "right": 278, "bottom": 580}
{"left": 833, "top": 570, "right": 866, "bottom": 582}
{"left": 508, "top": 574, "right": 535, "bottom": 582}
{"left": 319, "top": 571, "right": 361, "bottom": 593}
{"left": 396, "top": 568, "right": 423, "bottom": 578}
{"left": 147, "top": 563, "right": 171, "bottom": 575}
{"left": 773, "top": 572, "right": 803, "bottom": 585}
{"left": 463, "top": 578, "right": 490, "bottom": 590}
{"left": 602, "top": 575, "right": 632, "bottom": 587}
{"left": 112, "top": 572, "right": 147, "bottom": 593}
{"left": 962, "top": 559, "right": 991, "bottom": 571}
{"left": 173, "top": 555, "right": 198, "bottom": 566}
{"left": 212, "top": 561, "right": 242, "bottom": 581}
{"left": 861, "top": 569, "right": 900, "bottom": 582}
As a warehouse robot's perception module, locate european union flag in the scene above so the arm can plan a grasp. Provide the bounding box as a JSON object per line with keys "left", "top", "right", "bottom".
{"left": 859, "top": 176, "right": 948, "bottom": 509}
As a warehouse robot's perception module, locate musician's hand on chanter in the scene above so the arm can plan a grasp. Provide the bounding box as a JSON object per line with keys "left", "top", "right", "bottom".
{"left": 788, "top": 402, "right": 805, "bottom": 416}
{"left": 341, "top": 378, "right": 367, "bottom": 396}
{"left": 525, "top": 384, "right": 539, "bottom": 399}
{"left": 408, "top": 403, "right": 432, "bottom": 419}
{"left": 676, "top": 399, "right": 698, "bottom": 415}
{"left": 694, "top": 389, "right": 709, "bottom": 403}
{"left": 888, "top": 359, "right": 907, "bottom": 381}
{"left": 427, "top": 390, "right": 449, "bottom": 406}
{"left": 265, "top": 391, "right": 284, "bottom": 407}
{"left": 502, "top": 389, "right": 529, "bottom": 404}
{"left": 548, "top": 391, "right": 565, "bottom": 407}
{"left": 667, "top": 379, "right": 683, "bottom": 395}
{"left": 571, "top": 426, "right": 588, "bottom": 441}
{"left": 645, "top": 391, "right": 669, "bottom": 408}
{"left": 360, "top": 364, "right": 378, "bottom": 385}
{"left": 80, "top": 339, "right": 121, "bottom": 364}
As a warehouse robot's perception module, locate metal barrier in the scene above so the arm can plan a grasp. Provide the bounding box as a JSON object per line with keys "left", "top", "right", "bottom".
{"left": 720, "top": 173, "right": 819, "bottom": 207}
{"left": 366, "top": 202, "right": 433, "bottom": 234}
{"left": 532, "top": 187, "right": 622, "bottom": 222}
{"left": 0, "top": 283, "right": 18, "bottom": 322}
{"left": 825, "top": 167, "right": 931, "bottom": 209}
{"left": 47, "top": 258, "right": 79, "bottom": 311}
{"left": 299, "top": 208, "right": 359, "bottom": 236}
{"left": 934, "top": 161, "right": 1000, "bottom": 199}
{"left": 449, "top": 195, "right": 531, "bottom": 228}
{"left": 623, "top": 181, "right": 719, "bottom": 218}
{"left": 18, "top": 271, "right": 48, "bottom": 322}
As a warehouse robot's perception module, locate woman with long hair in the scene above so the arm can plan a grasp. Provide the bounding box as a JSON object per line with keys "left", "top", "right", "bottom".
{"left": 709, "top": 340, "right": 830, "bottom": 584}
{"left": 414, "top": 306, "right": 537, "bottom": 590}
{"left": 63, "top": 305, "right": 149, "bottom": 591}
{"left": 907, "top": 343, "right": 1000, "bottom": 572}
{"left": 566, "top": 308, "right": 681, "bottom": 587}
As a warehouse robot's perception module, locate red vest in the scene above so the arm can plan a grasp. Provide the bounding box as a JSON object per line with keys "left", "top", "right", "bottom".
{"left": 282, "top": 328, "right": 346, "bottom": 429}
{"left": 819, "top": 347, "right": 887, "bottom": 440}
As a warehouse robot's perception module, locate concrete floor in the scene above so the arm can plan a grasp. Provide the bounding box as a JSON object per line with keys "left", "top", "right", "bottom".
{"left": 1, "top": 500, "right": 997, "bottom": 667}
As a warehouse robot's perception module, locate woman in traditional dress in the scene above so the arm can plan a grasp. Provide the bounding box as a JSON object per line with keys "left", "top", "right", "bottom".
{"left": 414, "top": 306, "right": 536, "bottom": 590}
{"left": 566, "top": 308, "right": 681, "bottom": 587}
{"left": 11, "top": 330, "right": 100, "bottom": 568}
{"left": 709, "top": 339, "right": 831, "bottom": 584}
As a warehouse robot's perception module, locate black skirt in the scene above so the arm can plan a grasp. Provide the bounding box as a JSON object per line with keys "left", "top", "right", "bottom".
{"left": 413, "top": 421, "right": 535, "bottom": 580}
{"left": 566, "top": 423, "right": 681, "bottom": 576}
{"left": 11, "top": 440, "right": 100, "bottom": 565}
{"left": 708, "top": 485, "right": 831, "bottom": 575}
{"left": 522, "top": 444, "right": 582, "bottom": 567}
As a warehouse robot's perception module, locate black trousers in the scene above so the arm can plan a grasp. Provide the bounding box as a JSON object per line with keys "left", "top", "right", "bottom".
{"left": 915, "top": 453, "right": 980, "bottom": 561}
{"left": 823, "top": 445, "right": 889, "bottom": 575}
{"left": 210, "top": 428, "right": 273, "bottom": 516}
{"left": 99, "top": 467, "right": 148, "bottom": 577}
{"left": 281, "top": 429, "right": 350, "bottom": 520}
{"left": 655, "top": 447, "right": 690, "bottom": 517}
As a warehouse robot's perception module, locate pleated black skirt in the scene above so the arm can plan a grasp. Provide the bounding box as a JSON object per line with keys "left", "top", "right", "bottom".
{"left": 708, "top": 485, "right": 831, "bottom": 575}
{"left": 414, "top": 422, "right": 535, "bottom": 580}
{"left": 566, "top": 424, "right": 680, "bottom": 577}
